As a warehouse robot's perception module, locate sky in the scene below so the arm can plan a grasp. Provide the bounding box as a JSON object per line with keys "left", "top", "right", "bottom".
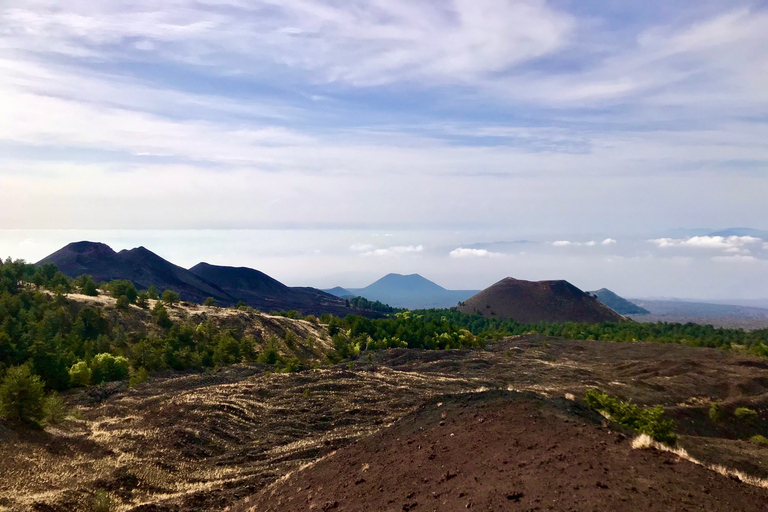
{"left": 1, "top": 1, "right": 767, "bottom": 299}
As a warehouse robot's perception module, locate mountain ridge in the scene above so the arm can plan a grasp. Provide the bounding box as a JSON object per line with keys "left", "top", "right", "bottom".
{"left": 457, "top": 277, "right": 625, "bottom": 324}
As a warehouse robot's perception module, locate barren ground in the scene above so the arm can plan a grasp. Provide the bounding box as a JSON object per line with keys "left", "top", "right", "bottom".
{"left": 2, "top": 335, "right": 768, "bottom": 511}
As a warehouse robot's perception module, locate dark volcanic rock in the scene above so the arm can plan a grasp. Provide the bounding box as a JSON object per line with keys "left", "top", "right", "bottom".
{"left": 456, "top": 277, "right": 625, "bottom": 324}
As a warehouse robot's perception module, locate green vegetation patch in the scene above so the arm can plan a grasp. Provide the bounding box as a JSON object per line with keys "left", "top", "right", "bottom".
{"left": 585, "top": 389, "right": 677, "bottom": 444}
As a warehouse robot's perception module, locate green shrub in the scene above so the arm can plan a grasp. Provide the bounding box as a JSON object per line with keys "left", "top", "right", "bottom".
{"left": 92, "top": 489, "right": 112, "bottom": 512}
{"left": 43, "top": 392, "right": 69, "bottom": 425}
{"left": 69, "top": 361, "right": 91, "bottom": 387}
{"left": 735, "top": 407, "right": 758, "bottom": 423}
{"left": 284, "top": 330, "right": 298, "bottom": 348}
{"left": 129, "top": 367, "right": 149, "bottom": 388}
{"left": 153, "top": 302, "right": 172, "bottom": 329}
{"left": 90, "top": 353, "right": 130, "bottom": 384}
{"left": 709, "top": 402, "right": 725, "bottom": 422}
{"left": 161, "top": 290, "right": 180, "bottom": 305}
{"left": 76, "top": 274, "right": 99, "bottom": 296}
{"left": 108, "top": 280, "right": 137, "bottom": 304}
{"left": 749, "top": 435, "right": 768, "bottom": 446}
{"left": 585, "top": 389, "right": 676, "bottom": 444}
{"left": 203, "top": 297, "right": 218, "bottom": 307}
{"left": 115, "top": 295, "right": 130, "bottom": 310}
{"left": 0, "top": 365, "right": 46, "bottom": 425}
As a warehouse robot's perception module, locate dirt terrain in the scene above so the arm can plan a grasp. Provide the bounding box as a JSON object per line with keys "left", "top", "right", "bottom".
{"left": 238, "top": 391, "right": 768, "bottom": 512}
{"left": 2, "top": 335, "right": 768, "bottom": 511}
{"left": 457, "top": 278, "right": 624, "bottom": 324}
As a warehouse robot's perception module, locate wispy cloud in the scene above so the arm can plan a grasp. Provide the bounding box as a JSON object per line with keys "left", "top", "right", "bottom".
{"left": 650, "top": 236, "right": 762, "bottom": 254}
{"left": 360, "top": 245, "right": 424, "bottom": 257}
{"left": 449, "top": 248, "right": 502, "bottom": 258}
{"left": 712, "top": 255, "right": 759, "bottom": 263}
{"left": 551, "top": 240, "right": 598, "bottom": 247}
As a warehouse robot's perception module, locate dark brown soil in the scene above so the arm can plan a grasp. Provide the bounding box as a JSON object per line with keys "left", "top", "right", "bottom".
{"left": 3, "top": 335, "right": 768, "bottom": 511}
{"left": 234, "top": 391, "right": 768, "bottom": 512}
{"left": 457, "top": 278, "right": 624, "bottom": 323}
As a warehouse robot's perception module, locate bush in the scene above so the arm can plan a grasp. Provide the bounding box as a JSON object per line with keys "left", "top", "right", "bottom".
{"left": 750, "top": 435, "right": 768, "bottom": 446}
{"left": 43, "top": 392, "right": 69, "bottom": 425}
{"left": 585, "top": 389, "right": 676, "bottom": 444}
{"left": 0, "top": 365, "right": 46, "bottom": 425}
{"left": 76, "top": 274, "right": 99, "bottom": 296}
{"left": 284, "top": 330, "right": 298, "bottom": 348}
{"left": 129, "top": 367, "right": 149, "bottom": 387}
{"left": 69, "top": 361, "right": 92, "bottom": 387}
{"left": 108, "top": 280, "right": 137, "bottom": 304}
{"left": 734, "top": 407, "right": 758, "bottom": 423}
{"left": 90, "top": 353, "right": 130, "bottom": 384}
{"left": 116, "top": 295, "right": 130, "bottom": 310}
{"left": 153, "top": 302, "right": 172, "bottom": 329}
{"left": 709, "top": 402, "right": 725, "bottom": 422}
{"left": 92, "top": 489, "right": 112, "bottom": 512}
{"left": 203, "top": 297, "right": 218, "bottom": 307}
{"left": 161, "top": 290, "right": 180, "bottom": 305}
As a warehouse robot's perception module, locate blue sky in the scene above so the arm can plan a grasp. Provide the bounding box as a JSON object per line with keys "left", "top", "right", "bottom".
{"left": 1, "top": 1, "right": 767, "bottom": 298}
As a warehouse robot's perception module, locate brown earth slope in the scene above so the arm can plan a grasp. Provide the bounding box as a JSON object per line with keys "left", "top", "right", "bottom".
{"left": 3, "top": 336, "right": 768, "bottom": 511}
{"left": 457, "top": 277, "right": 625, "bottom": 324}
{"left": 238, "top": 391, "right": 768, "bottom": 512}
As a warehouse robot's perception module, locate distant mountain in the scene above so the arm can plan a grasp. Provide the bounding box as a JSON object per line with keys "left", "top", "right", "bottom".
{"left": 323, "top": 286, "right": 354, "bottom": 297}
{"left": 190, "top": 263, "right": 359, "bottom": 316}
{"left": 630, "top": 299, "right": 768, "bottom": 319}
{"left": 39, "top": 242, "right": 373, "bottom": 317}
{"left": 589, "top": 288, "right": 650, "bottom": 315}
{"left": 38, "top": 241, "right": 232, "bottom": 304}
{"left": 707, "top": 228, "right": 768, "bottom": 239}
{"left": 344, "top": 273, "right": 478, "bottom": 309}
{"left": 456, "top": 277, "right": 625, "bottom": 324}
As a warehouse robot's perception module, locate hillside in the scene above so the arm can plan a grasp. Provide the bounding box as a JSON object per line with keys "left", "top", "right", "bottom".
{"left": 5, "top": 336, "right": 768, "bottom": 511}
{"left": 189, "top": 263, "right": 363, "bottom": 316}
{"left": 457, "top": 277, "right": 625, "bottom": 323}
{"left": 324, "top": 286, "right": 354, "bottom": 297}
{"left": 346, "top": 273, "right": 478, "bottom": 309}
{"left": 38, "top": 242, "right": 368, "bottom": 316}
{"left": 240, "top": 391, "right": 768, "bottom": 512}
{"left": 590, "top": 288, "right": 650, "bottom": 315}
{"left": 38, "top": 242, "right": 232, "bottom": 305}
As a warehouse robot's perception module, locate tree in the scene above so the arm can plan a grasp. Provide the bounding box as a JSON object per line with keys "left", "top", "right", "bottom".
{"left": 0, "top": 365, "right": 46, "bottom": 425}
{"left": 203, "top": 297, "right": 218, "bottom": 307}
{"left": 153, "top": 302, "right": 172, "bottom": 329}
{"left": 69, "top": 361, "right": 92, "bottom": 387}
{"left": 90, "top": 353, "right": 130, "bottom": 384}
{"left": 161, "top": 289, "right": 180, "bottom": 305}
{"left": 75, "top": 274, "right": 99, "bottom": 296}
{"left": 146, "top": 285, "right": 158, "bottom": 300}
{"left": 108, "top": 280, "right": 137, "bottom": 304}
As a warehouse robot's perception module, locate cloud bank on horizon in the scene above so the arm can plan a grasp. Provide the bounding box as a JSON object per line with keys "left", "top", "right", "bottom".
{"left": 1, "top": 1, "right": 767, "bottom": 298}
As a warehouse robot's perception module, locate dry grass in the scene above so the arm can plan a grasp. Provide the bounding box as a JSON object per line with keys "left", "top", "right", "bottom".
{"left": 632, "top": 434, "right": 768, "bottom": 489}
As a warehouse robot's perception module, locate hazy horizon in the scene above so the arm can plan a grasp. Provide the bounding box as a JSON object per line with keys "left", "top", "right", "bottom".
{"left": 3, "top": 227, "right": 768, "bottom": 301}
{"left": 2, "top": 1, "right": 767, "bottom": 300}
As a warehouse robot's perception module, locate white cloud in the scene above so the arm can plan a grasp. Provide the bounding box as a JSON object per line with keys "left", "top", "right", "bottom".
{"left": 551, "top": 240, "right": 598, "bottom": 247}
{"left": 650, "top": 236, "right": 762, "bottom": 254}
{"left": 712, "top": 255, "right": 759, "bottom": 263}
{"left": 601, "top": 238, "right": 617, "bottom": 245}
{"left": 0, "top": 0, "right": 574, "bottom": 87}
{"left": 360, "top": 245, "right": 423, "bottom": 257}
{"left": 449, "top": 248, "right": 502, "bottom": 258}
{"left": 350, "top": 243, "right": 375, "bottom": 252}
